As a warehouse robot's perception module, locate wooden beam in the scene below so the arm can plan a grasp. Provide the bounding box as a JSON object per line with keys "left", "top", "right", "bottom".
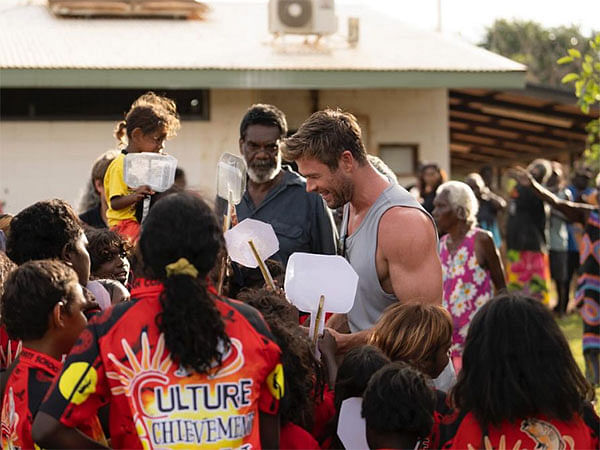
{"left": 493, "top": 92, "right": 552, "bottom": 108}
{"left": 449, "top": 151, "right": 497, "bottom": 163}
{"left": 451, "top": 91, "right": 593, "bottom": 122}
{"left": 450, "top": 128, "right": 576, "bottom": 152}
{"left": 451, "top": 132, "right": 496, "bottom": 146}
{"left": 449, "top": 118, "right": 586, "bottom": 148}
{"left": 450, "top": 142, "right": 472, "bottom": 153}
{"left": 449, "top": 109, "right": 493, "bottom": 123}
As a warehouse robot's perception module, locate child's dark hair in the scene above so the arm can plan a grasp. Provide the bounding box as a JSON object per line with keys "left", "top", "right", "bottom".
{"left": 238, "top": 288, "right": 320, "bottom": 430}
{"left": 335, "top": 345, "right": 391, "bottom": 409}
{"left": 362, "top": 362, "right": 435, "bottom": 439}
{"left": 140, "top": 192, "right": 228, "bottom": 373}
{"left": 325, "top": 345, "right": 390, "bottom": 449}
{"left": 237, "top": 287, "right": 298, "bottom": 326}
{"left": 115, "top": 92, "right": 181, "bottom": 147}
{"left": 227, "top": 259, "right": 285, "bottom": 299}
{"left": 239, "top": 104, "right": 288, "bottom": 140}
{"left": 7, "top": 199, "right": 83, "bottom": 265}
{"left": 1, "top": 260, "right": 79, "bottom": 340}
{"left": 451, "top": 293, "right": 593, "bottom": 429}
{"left": 86, "top": 228, "right": 131, "bottom": 274}
{"left": 370, "top": 303, "right": 452, "bottom": 377}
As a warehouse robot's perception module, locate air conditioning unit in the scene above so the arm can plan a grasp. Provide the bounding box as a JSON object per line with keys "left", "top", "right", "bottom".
{"left": 269, "top": 0, "right": 337, "bottom": 36}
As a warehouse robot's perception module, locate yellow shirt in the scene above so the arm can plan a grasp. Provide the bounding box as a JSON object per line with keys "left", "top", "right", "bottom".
{"left": 104, "top": 153, "right": 136, "bottom": 227}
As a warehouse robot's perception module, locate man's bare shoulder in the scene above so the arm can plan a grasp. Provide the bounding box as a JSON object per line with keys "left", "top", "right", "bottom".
{"left": 379, "top": 206, "right": 435, "bottom": 235}
{"left": 378, "top": 206, "right": 437, "bottom": 255}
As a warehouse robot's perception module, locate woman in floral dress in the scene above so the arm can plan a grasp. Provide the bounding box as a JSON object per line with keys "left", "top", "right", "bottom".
{"left": 433, "top": 181, "right": 506, "bottom": 371}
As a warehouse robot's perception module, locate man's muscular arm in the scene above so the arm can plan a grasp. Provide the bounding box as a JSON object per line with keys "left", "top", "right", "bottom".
{"left": 378, "top": 207, "right": 442, "bottom": 305}
{"left": 328, "top": 207, "right": 442, "bottom": 354}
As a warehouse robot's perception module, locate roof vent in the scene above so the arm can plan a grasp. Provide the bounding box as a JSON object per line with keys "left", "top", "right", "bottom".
{"left": 47, "top": 0, "right": 209, "bottom": 19}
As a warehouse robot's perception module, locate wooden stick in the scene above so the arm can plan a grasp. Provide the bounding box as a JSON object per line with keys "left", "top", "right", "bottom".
{"left": 216, "top": 255, "right": 228, "bottom": 295}
{"left": 312, "top": 295, "right": 326, "bottom": 350}
{"left": 248, "top": 239, "right": 275, "bottom": 290}
{"left": 223, "top": 190, "right": 233, "bottom": 232}
{"left": 217, "top": 193, "right": 234, "bottom": 295}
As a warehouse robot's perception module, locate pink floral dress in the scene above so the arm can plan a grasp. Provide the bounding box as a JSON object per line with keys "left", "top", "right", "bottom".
{"left": 440, "top": 228, "right": 493, "bottom": 359}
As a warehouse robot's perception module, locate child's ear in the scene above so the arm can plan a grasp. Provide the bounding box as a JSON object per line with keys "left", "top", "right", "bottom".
{"left": 61, "top": 243, "right": 76, "bottom": 270}
{"left": 131, "top": 127, "right": 143, "bottom": 141}
{"left": 51, "top": 301, "right": 66, "bottom": 329}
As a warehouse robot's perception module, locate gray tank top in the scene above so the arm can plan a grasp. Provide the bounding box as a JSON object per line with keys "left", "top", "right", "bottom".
{"left": 341, "top": 183, "right": 436, "bottom": 332}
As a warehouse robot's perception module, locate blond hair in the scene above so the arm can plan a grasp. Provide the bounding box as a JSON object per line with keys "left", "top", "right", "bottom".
{"left": 370, "top": 303, "right": 453, "bottom": 377}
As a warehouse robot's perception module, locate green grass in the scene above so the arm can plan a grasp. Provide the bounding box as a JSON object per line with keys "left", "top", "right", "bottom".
{"left": 556, "top": 313, "right": 600, "bottom": 404}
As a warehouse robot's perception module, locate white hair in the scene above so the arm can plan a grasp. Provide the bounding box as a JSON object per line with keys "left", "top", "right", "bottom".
{"left": 436, "top": 181, "right": 479, "bottom": 225}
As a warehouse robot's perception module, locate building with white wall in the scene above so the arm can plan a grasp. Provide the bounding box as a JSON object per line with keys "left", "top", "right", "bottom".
{"left": 0, "top": 0, "right": 525, "bottom": 214}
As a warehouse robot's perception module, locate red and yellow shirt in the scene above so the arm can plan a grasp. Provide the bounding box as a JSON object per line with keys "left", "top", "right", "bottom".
{"left": 1, "top": 347, "right": 105, "bottom": 449}
{"left": 39, "top": 281, "right": 283, "bottom": 449}
{"left": 438, "top": 407, "right": 599, "bottom": 449}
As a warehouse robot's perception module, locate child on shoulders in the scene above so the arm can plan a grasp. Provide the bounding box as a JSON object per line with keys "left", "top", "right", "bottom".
{"left": 104, "top": 92, "right": 180, "bottom": 242}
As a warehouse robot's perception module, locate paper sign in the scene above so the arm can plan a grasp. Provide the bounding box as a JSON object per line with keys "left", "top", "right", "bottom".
{"left": 338, "top": 397, "right": 369, "bottom": 450}
{"left": 224, "top": 218, "right": 279, "bottom": 268}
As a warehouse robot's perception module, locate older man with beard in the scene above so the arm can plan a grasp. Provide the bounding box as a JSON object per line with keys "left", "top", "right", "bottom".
{"left": 218, "top": 104, "right": 337, "bottom": 267}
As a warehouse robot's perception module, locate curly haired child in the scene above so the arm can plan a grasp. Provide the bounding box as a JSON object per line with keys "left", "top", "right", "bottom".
{"left": 0, "top": 260, "right": 104, "bottom": 448}
{"left": 86, "top": 228, "right": 131, "bottom": 286}
{"left": 104, "top": 92, "right": 180, "bottom": 242}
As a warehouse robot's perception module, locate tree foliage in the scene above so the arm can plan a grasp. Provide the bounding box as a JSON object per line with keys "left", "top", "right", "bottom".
{"left": 480, "top": 19, "right": 594, "bottom": 88}
{"left": 558, "top": 34, "right": 600, "bottom": 169}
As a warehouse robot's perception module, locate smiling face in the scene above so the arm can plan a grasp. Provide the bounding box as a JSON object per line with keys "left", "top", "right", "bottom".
{"left": 94, "top": 253, "right": 130, "bottom": 285}
{"left": 240, "top": 124, "right": 282, "bottom": 184}
{"left": 432, "top": 190, "right": 458, "bottom": 234}
{"left": 297, "top": 156, "right": 353, "bottom": 209}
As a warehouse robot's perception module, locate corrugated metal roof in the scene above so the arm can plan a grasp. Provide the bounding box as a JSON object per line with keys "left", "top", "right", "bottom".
{"left": 0, "top": 0, "right": 525, "bottom": 73}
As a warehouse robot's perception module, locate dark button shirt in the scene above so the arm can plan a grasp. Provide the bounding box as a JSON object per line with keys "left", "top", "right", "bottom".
{"left": 216, "top": 167, "right": 337, "bottom": 266}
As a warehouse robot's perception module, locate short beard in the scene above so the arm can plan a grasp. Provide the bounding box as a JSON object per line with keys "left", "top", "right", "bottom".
{"left": 247, "top": 153, "right": 282, "bottom": 184}
{"left": 328, "top": 177, "right": 353, "bottom": 209}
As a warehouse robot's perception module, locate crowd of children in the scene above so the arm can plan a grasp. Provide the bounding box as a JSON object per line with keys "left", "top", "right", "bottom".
{"left": 0, "top": 92, "right": 599, "bottom": 449}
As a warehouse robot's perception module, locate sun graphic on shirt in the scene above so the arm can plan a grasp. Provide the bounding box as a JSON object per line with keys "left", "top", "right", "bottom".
{"left": 106, "top": 332, "right": 172, "bottom": 397}
{"left": 106, "top": 332, "right": 173, "bottom": 449}
{"left": 105, "top": 331, "right": 247, "bottom": 449}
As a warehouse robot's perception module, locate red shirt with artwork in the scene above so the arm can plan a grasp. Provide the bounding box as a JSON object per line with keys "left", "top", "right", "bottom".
{"left": 438, "top": 406, "right": 599, "bottom": 450}
{"left": 38, "top": 280, "right": 283, "bottom": 449}
{"left": 1, "top": 347, "right": 105, "bottom": 449}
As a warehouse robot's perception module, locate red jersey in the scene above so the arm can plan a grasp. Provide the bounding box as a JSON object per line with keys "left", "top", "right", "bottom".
{"left": 280, "top": 422, "right": 320, "bottom": 449}
{"left": 0, "top": 347, "right": 105, "bottom": 449}
{"left": 39, "top": 281, "right": 283, "bottom": 449}
{"left": 439, "top": 407, "right": 600, "bottom": 449}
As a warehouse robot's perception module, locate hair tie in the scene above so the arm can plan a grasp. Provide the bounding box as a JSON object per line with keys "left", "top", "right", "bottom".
{"left": 165, "top": 258, "right": 198, "bottom": 278}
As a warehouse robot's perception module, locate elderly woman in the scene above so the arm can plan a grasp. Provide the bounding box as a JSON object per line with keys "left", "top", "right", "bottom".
{"left": 433, "top": 181, "right": 506, "bottom": 371}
